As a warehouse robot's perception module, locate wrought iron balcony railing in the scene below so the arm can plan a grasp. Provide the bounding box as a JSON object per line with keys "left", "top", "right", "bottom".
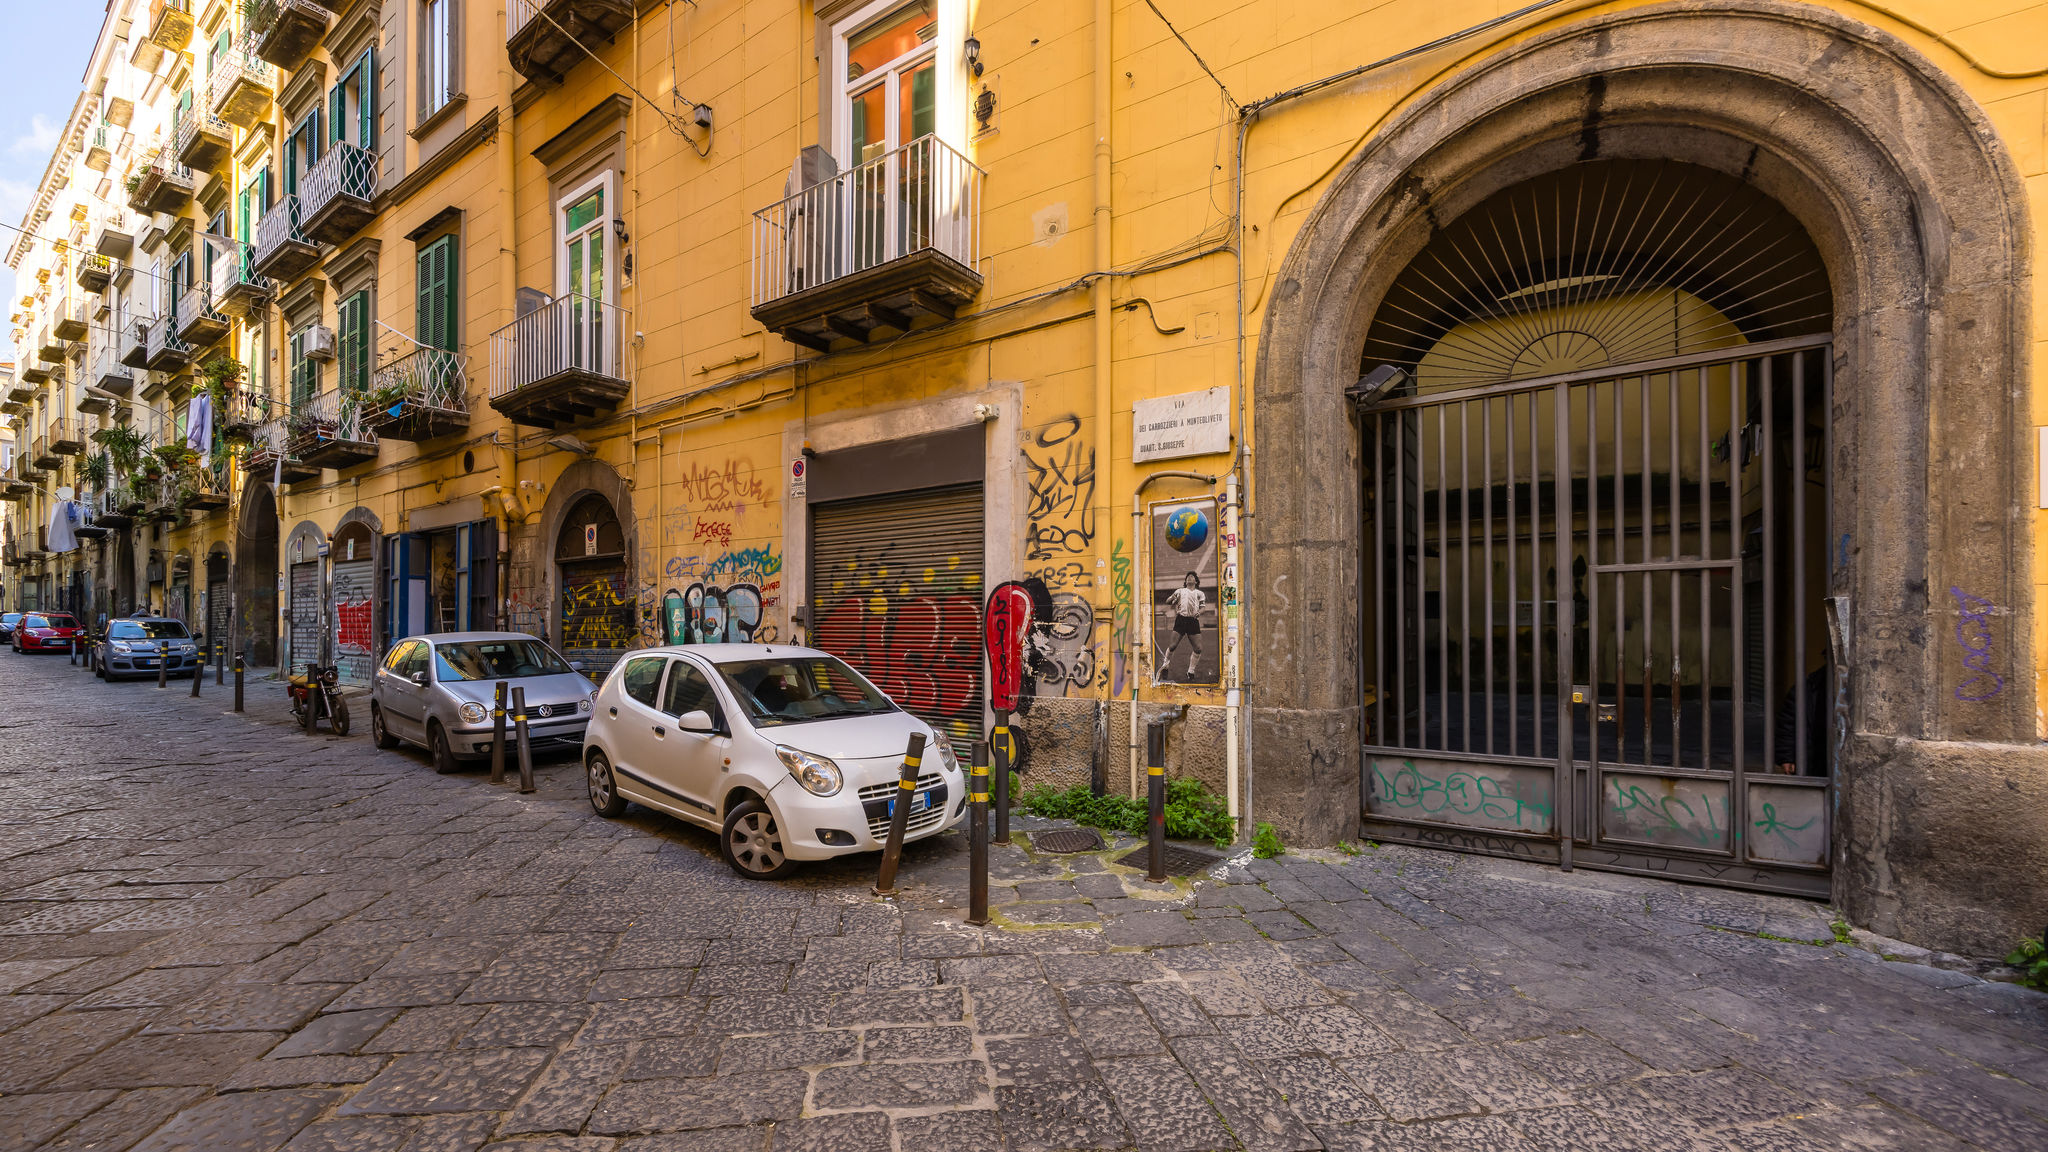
{"left": 289, "top": 390, "right": 378, "bottom": 470}
{"left": 365, "top": 347, "right": 467, "bottom": 441}
{"left": 300, "top": 142, "right": 378, "bottom": 244}
{"left": 208, "top": 40, "right": 278, "bottom": 129}
{"left": 251, "top": 196, "right": 319, "bottom": 282}
{"left": 487, "top": 293, "right": 633, "bottom": 428}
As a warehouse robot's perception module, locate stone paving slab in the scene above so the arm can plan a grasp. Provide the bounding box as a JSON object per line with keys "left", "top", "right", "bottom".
{"left": 0, "top": 654, "right": 2044, "bottom": 1150}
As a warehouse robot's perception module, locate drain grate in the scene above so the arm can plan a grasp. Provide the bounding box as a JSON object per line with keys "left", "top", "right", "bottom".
{"left": 1114, "top": 844, "right": 1223, "bottom": 875}
{"left": 1032, "top": 827, "right": 1106, "bottom": 854}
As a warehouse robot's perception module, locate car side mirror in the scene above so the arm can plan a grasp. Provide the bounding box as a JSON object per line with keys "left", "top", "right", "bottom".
{"left": 410, "top": 671, "right": 429, "bottom": 686}
{"left": 677, "top": 709, "right": 716, "bottom": 734}
{"left": 569, "top": 660, "right": 586, "bottom": 672}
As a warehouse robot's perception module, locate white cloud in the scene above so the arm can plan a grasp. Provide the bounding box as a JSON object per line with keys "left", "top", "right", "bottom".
{"left": 8, "top": 115, "right": 60, "bottom": 160}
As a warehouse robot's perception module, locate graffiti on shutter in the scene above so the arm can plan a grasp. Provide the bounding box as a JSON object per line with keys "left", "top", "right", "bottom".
{"left": 331, "top": 558, "right": 375, "bottom": 687}
{"left": 560, "top": 562, "right": 632, "bottom": 681}
{"left": 288, "top": 560, "right": 322, "bottom": 673}
{"left": 207, "top": 580, "right": 230, "bottom": 663}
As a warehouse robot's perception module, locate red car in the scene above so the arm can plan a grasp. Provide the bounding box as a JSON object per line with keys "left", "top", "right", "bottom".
{"left": 12, "top": 612, "right": 83, "bottom": 654}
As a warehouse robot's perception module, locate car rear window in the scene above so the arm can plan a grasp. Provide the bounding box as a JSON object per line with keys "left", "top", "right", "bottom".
{"left": 109, "top": 621, "right": 189, "bottom": 640}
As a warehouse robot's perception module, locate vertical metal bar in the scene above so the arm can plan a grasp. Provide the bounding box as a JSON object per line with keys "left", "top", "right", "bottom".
{"left": 1640, "top": 376, "right": 1653, "bottom": 765}
{"left": 1586, "top": 381, "right": 1600, "bottom": 768}
{"left": 1823, "top": 349, "right": 1836, "bottom": 787}
{"left": 1146, "top": 723, "right": 1167, "bottom": 882}
{"left": 1731, "top": 361, "right": 1747, "bottom": 781}
{"left": 1762, "top": 355, "right": 1777, "bottom": 782}
{"left": 994, "top": 709, "right": 1012, "bottom": 841}
{"left": 1483, "top": 398, "right": 1495, "bottom": 755}
{"left": 512, "top": 685, "right": 535, "bottom": 794}
{"left": 1613, "top": 379, "right": 1627, "bottom": 764}
{"left": 1699, "top": 368, "right": 1712, "bottom": 771}
{"left": 1373, "top": 414, "right": 1386, "bottom": 749}
{"left": 1437, "top": 404, "right": 1450, "bottom": 751}
{"left": 1793, "top": 353, "right": 1808, "bottom": 777}
{"left": 1553, "top": 382, "right": 1574, "bottom": 870}
{"left": 968, "top": 738, "right": 990, "bottom": 923}
{"left": 1506, "top": 395, "right": 1519, "bottom": 757}
{"left": 1460, "top": 400, "right": 1473, "bottom": 753}
{"left": 1669, "top": 371, "right": 1682, "bottom": 767}
{"left": 490, "top": 681, "right": 508, "bottom": 785}
{"left": 875, "top": 732, "right": 927, "bottom": 895}
{"left": 1394, "top": 412, "right": 1407, "bottom": 748}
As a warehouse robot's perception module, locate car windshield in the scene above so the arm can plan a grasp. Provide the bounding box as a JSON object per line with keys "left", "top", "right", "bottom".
{"left": 718, "top": 657, "right": 896, "bottom": 726}
{"left": 24, "top": 615, "right": 76, "bottom": 629}
{"left": 432, "top": 639, "right": 573, "bottom": 682}
{"left": 1, "top": 613, "right": 19, "bottom": 624}
{"left": 109, "top": 621, "right": 188, "bottom": 640}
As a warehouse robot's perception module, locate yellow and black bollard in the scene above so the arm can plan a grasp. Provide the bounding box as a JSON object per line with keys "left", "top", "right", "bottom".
{"left": 189, "top": 649, "right": 201, "bottom": 697}
{"left": 874, "top": 732, "right": 927, "bottom": 896}
{"left": 233, "top": 655, "right": 244, "bottom": 713}
{"left": 510, "top": 685, "right": 536, "bottom": 794}
{"left": 1146, "top": 721, "right": 1168, "bottom": 883}
{"left": 992, "top": 709, "right": 1012, "bottom": 843}
{"left": 489, "top": 681, "right": 509, "bottom": 785}
{"left": 157, "top": 645, "right": 168, "bottom": 689}
{"left": 968, "top": 738, "right": 991, "bottom": 925}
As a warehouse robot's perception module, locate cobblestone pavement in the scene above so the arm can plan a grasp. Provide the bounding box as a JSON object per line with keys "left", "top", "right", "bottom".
{"left": 1, "top": 653, "right": 2045, "bottom": 1152}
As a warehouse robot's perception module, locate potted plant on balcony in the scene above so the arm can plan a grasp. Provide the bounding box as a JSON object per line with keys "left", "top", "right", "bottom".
{"left": 91, "top": 423, "right": 146, "bottom": 475}
{"left": 81, "top": 450, "right": 111, "bottom": 494}
{"left": 200, "top": 354, "right": 245, "bottom": 423}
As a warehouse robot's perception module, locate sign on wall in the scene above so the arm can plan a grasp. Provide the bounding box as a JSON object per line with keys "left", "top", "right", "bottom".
{"left": 1133, "top": 387, "right": 1229, "bottom": 462}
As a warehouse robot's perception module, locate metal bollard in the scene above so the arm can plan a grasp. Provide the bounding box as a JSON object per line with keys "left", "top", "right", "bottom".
{"left": 873, "top": 732, "right": 927, "bottom": 897}
{"left": 217, "top": 644, "right": 224, "bottom": 686}
{"left": 968, "top": 738, "right": 991, "bottom": 925}
{"left": 510, "top": 686, "right": 536, "bottom": 794}
{"left": 993, "top": 708, "right": 1012, "bottom": 844}
{"left": 190, "top": 650, "right": 201, "bottom": 697}
{"left": 157, "top": 646, "right": 168, "bottom": 689}
{"left": 1146, "top": 721, "right": 1167, "bottom": 884}
{"left": 489, "top": 681, "right": 509, "bottom": 785}
{"left": 233, "top": 655, "right": 244, "bottom": 713}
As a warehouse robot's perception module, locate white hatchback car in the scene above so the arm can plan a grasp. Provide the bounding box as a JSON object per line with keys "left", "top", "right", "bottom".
{"left": 583, "top": 643, "right": 966, "bottom": 879}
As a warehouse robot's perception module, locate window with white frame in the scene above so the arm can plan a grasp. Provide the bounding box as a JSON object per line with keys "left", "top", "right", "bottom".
{"left": 835, "top": 1, "right": 939, "bottom": 167}
{"left": 420, "top": 0, "right": 456, "bottom": 120}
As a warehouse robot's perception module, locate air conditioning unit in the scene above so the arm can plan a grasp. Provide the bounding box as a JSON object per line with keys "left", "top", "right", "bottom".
{"left": 304, "top": 325, "right": 337, "bottom": 362}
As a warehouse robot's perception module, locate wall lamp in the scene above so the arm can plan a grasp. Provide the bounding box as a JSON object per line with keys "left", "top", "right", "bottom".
{"left": 1347, "top": 364, "right": 1408, "bottom": 408}
{"left": 965, "top": 35, "right": 983, "bottom": 78}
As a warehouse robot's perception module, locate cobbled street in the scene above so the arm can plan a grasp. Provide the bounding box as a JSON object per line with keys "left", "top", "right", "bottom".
{"left": 1, "top": 653, "right": 2045, "bottom": 1152}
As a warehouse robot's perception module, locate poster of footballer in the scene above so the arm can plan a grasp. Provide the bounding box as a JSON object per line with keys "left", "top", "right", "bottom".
{"left": 1149, "top": 496, "right": 1220, "bottom": 686}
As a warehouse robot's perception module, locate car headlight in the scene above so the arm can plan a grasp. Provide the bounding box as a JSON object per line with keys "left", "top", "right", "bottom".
{"left": 775, "top": 745, "right": 843, "bottom": 797}
{"left": 934, "top": 738, "right": 960, "bottom": 775}
{"left": 579, "top": 695, "right": 593, "bottom": 713}
{"left": 110, "top": 641, "right": 132, "bottom": 652}
{"left": 458, "top": 701, "right": 488, "bottom": 724}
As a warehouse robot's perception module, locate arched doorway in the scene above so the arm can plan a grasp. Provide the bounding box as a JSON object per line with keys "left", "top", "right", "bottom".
{"left": 1355, "top": 158, "right": 1836, "bottom": 893}
{"left": 1250, "top": 3, "right": 2036, "bottom": 945}
{"left": 205, "top": 545, "right": 230, "bottom": 671}
{"left": 554, "top": 492, "right": 632, "bottom": 678}
{"left": 237, "top": 482, "right": 280, "bottom": 667}
{"left": 331, "top": 518, "right": 378, "bottom": 688}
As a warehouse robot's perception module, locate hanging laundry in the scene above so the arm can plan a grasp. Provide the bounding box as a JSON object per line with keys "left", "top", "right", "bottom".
{"left": 185, "top": 392, "right": 213, "bottom": 453}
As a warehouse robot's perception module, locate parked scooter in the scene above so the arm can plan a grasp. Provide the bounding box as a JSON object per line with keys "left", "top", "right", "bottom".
{"left": 290, "top": 663, "right": 352, "bottom": 735}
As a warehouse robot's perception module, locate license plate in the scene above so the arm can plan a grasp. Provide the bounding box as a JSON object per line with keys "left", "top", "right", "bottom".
{"left": 889, "top": 791, "right": 930, "bottom": 817}
{"left": 137, "top": 658, "right": 157, "bottom": 667}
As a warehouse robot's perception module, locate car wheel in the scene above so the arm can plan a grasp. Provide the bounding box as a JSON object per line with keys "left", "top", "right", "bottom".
{"left": 369, "top": 703, "right": 399, "bottom": 749}
{"left": 721, "top": 798, "right": 799, "bottom": 880}
{"left": 428, "top": 722, "right": 459, "bottom": 774}
{"left": 329, "top": 695, "right": 352, "bottom": 737}
{"left": 587, "top": 750, "right": 627, "bottom": 817}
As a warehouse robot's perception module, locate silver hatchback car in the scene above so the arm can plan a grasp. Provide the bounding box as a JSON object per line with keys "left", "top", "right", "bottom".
{"left": 368, "top": 631, "right": 596, "bottom": 773}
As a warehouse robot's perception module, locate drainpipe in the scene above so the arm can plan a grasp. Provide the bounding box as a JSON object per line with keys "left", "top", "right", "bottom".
{"left": 1093, "top": 0, "right": 1115, "bottom": 792}
{"left": 497, "top": 7, "right": 519, "bottom": 629}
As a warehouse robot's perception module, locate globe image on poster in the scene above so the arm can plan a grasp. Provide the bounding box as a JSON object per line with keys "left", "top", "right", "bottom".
{"left": 1164, "top": 506, "right": 1210, "bottom": 553}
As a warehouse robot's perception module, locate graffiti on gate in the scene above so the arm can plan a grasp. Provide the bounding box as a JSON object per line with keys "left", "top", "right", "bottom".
{"left": 1605, "top": 776, "right": 1728, "bottom": 850}
{"left": 334, "top": 598, "right": 373, "bottom": 655}
{"left": 1368, "top": 758, "right": 1553, "bottom": 834}
{"left": 1024, "top": 415, "right": 1095, "bottom": 560}
{"left": 817, "top": 589, "right": 980, "bottom": 731}
{"left": 1950, "top": 586, "right": 2003, "bottom": 702}
{"left": 665, "top": 583, "right": 773, "bottom": 645}
{"left": 561, "top": 572, "right": 635, "bottom": 651}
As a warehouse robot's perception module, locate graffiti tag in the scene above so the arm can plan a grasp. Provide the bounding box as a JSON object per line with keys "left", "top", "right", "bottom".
{"left": 1950, "top": 586, "right": 2003, "bottom": 702}
{"left": 1024, "top": 415, "right": 1096, "bottom": 560}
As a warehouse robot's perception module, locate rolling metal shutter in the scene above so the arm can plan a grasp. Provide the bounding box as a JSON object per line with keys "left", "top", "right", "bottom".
{"left": 559, "top": 561, "right": 633, "bottom": 682}
{"left": 811, "top": 483, "right": 984, "bottom": 758}
{"left": 330, "top": 558, "right": 376, "bottom": 688}
{"left": 207, "top": 580, "right": 230, "bottom": 669}
{"left": 288, "top": 560, "right": 322, "bottom": 675}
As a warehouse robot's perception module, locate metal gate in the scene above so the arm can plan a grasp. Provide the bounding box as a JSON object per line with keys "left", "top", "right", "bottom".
{"left": 207, "top": 580, "right": 229, "bottom": 666}
{"left": 331, "top": 557, "right": 375, "bottom": 688}
{"left": 811, "top": 483, "right": 984, "bottom": 758}
{"left": 1360, "top": 338, "right": 1835, "bottom": 896}
{"left": 288, "top": 559, "right": 322, "bottom": 675}
{"left": 558, "top": 561, "right": 633, "bottom": 681}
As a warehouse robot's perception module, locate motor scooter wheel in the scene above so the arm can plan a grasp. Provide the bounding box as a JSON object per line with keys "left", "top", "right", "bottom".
{"left": 329, "top": 693, "right": 351, "bottom": 737}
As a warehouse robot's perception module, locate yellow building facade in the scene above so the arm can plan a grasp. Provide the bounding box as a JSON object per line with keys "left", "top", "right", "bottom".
{"left": 7, "top": 0, "right": 2047, "bottom": 955}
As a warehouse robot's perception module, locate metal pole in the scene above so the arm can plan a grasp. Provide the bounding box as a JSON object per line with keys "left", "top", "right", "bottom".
{"left": 216, "top": 636, "right": 224, "bottom": 685}
{"left": 489, "top": 681, "right": 508, "bottom": 785}
{"left": 511, "top": 685, "right": 535, "bottom": 794}
{"left": 157, "top": 643, "right": 168, "bottom": 689}
{"left": 190, "top": 646, "right": 201, "bottom": 696}
{"left": 1146, "top": 721, "right": 1167, "bottom": 883}
{"left": 873, "top": 732, "right": 927, "bottom": 896}
{"left": 233, "top": 654, "right": 244, "bottom": 712}
{"left": 992, "top": 708, "right": 1011, "bottom": 843}
{"left": 968, "top": 738, "right": 990, "bottom": 925}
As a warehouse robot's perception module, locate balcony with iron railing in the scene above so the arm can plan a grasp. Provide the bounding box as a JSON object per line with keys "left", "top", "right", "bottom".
{"left": 119, "top": 318, "right": 151, "bottom": 369}
{"left": 54, "top": 298, "right": 89, "bottom": 342}
{"left": 176, "top": 284, "right": 228, "bottom": 348}
{"left": 288, "top": 390, "right": 378, "bottom": 470}
{"left": 92, "top": 341, "right": 135, "bottom": 398}
{"left": 209, "top": 38, "right": 278, "bottom": 129}
{"left": 94, "top": 483, "right": 136, "bottom": 528}
{"left": 37, "top": 326, "right": 68, "bottom": 363}
{"left": 508, "top": 0, "right": 637, "bottom": 84}
{"left": 145, "top": 312, "right": 192, "bottom": 372}
{"left": 147, "top": 0, "right": 194, "bottom": 51}
{"left": 6, "top": 371, "right": 37, "bottom": 402}
{"left": 364, "top": 347, "right": 468, "bottom": 441}
{"left": 85, "top": 124, "right": 113, "bottom": 172}
{"left": 247, "top": 412, "right": 320, "bottom": 483}
{"left": 47, "top": 418, "right": 84, "bottom": 457}
{"left": 301, "top": 143, "right": 378, "bottom": 244}
{"left": 219, "top": 386, "right": 280, "bottom": 439}
{"left": 130, "top": 156, "right": 196, "bottom": 215}
{"left": 75, "top": 378, "right": 111, "bottom": 416}
{"left": 750, "top": 136, "right": 985, "bottom": 352}
{"left": 75, "top": 253, "right": 114, "bottom": 294}
{"left": 252, "top": 0, "right": 334, "bottom": 70}
{"left": 144, "top": 472, "right": 184, "bottom": 522}
{"left": 488, "top": 294, "right": 633, "bottom": 429}
{"left": 72, "top": 496, "right": 108, "bottom": 539}
{"left": 212, "top": 254, "right": 274, "bottom": 319}
{"left": 251, "top": 197, "right": 319, "bottom": 282}
{"left": 95, "top": 216, "right": 134, "bottom": 259}
{"left": 32, "top": 434, "right": 61, "bottom": 471}
{"left": 178, "top": 449, "right": 231, "bottom": 512}
{"left": 173, "top": 109, "right": 233, "bottom": 173}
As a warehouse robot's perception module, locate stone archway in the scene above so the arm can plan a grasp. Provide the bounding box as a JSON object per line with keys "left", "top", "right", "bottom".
{"left": 236, "top": 480, "right": 280, "bottom": 667}
{"left": 533, "top": 458, "right": 639, "bottom": 675}
{"left": 1250, "top": 1, "right": 2036, "bottom": 953}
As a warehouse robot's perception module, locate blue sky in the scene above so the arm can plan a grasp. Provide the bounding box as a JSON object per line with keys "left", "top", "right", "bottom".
{"left": 0, "top": 3, "right": 116, "bottom": 362}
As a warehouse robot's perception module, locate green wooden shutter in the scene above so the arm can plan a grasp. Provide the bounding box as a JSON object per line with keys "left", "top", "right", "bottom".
{"left": 339, "top": 292, "right": 369, "bottom": 394}
{"left": 417, "top": 235, "right": 457, "bottom": 351}
{"left": 358, "top": 49, "right": 377, "bottom": 151}
{"left": 329, "top": 81, "right": 345, "bottom": 145}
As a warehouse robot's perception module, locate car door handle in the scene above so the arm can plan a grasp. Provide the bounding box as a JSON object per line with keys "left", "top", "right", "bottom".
{"left": 652, "top": 726, "right": 665, "bottom": 738}
{"left": 608, "top": 707, "right": 618, "bottom": 717}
